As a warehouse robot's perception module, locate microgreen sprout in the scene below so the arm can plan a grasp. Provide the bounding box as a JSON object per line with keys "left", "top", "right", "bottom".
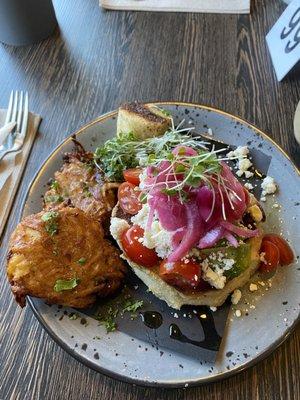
{"left": 142, "top": 144, "right": 241, "bottom": 219}
{"left": 93, "top": 122, "right": 207, "bottom": 181}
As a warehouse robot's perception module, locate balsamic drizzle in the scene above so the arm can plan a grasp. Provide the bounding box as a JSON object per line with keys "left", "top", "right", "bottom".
{"left": 140, "top": 311, "right": 163, "bottom": 329}
{"left": 169, "top": 310, "right": 221, "bottom": 351}
{"left": 140, "top": 308, "right": 221, "bottom": 351}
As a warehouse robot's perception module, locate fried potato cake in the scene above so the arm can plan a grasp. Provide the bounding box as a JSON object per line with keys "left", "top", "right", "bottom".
{"left": 44, "top": 140, "right": 118, "bottom": 226}
{"left": 7, "top": 207, "right": 126, "bottom": 308}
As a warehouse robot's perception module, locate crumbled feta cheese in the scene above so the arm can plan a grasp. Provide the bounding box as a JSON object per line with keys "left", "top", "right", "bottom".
{"left": 137, "top": 169, "right": 148, "bottom": 190}
{"left": 131, "top": 204, "right": 173, "bottom": 258}
{"left": 235, "top": 310, "right": 242, "bottom": 317}
{"left": 131, "top": 202, "right": 150, "bottom": 227}
{"left": 227, "top": 146, "right": 249, "bottom": 159}
{"left": 244, "top": 182, "right": 253, "bottom": 190}
{"left": 238, "top": 158, "right": 253, "bottom": 174}
{"left": 249, "top": 283, "right": 258, "bottom": 292}
{"left": 261, "top": 176, "right": 277, "bottom": 197}
{"left": 222, "top": 258, "right": 235, "bottom": 270}
{"left": 213, "top": 257, "right": 235, "bottom": 277}
{"left": 110, "top": 217, "right": 130, "bottom": 240}
{"left": 231, "top": 289, "right": 242, "bottom": 305}
{"left": 202, "top": 260, "right": 226, "bottom": 289}
{"left": 272, "top": 203, "right": 279, "bottom": 209}
{"left": 210, "top": 306, "right": 217, "bottom": 312}
{"left": 173, "top": 313, "right": 179, "bottom": 319}
{"left": 227, "top": 146, "right": 254, "bottom": 177}
{"left": 260, "top": 196, "right": 266, "bottom": 202}
{"left": 245, "top": 170, "right": 254, "bottom": 178}
{"left": 200, "top": 255, "right": 235, "bottom": 290}
{"left": 143, "top": 222, "right": 173, "bottom": 258}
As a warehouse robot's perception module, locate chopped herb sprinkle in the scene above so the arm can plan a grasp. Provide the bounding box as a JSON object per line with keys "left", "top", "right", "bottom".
{"left": 41, "top": 211, "right": 59, "bottom": 236}
{"left": 122, "top": 299, "right": 144, "bottom": 314}
{"left": 54, "top": 278, "right": 80, "bottom": 292}
{"left": 96, "top": 307, "right": 119, "bottom": 333}
{"left": 77, "top": 257, "right": 87, "bottom": 266}
{"left": 50, "top": 180, "right": 60, "bottom": 191}
{"left": 69, "top": 312, "right": 79, "bottom": 320}
{"left": 160, "top": 108, "right": 171, "bottom": 116}
{"left": 44, "top": 194, "right": 64, "bottom": 203}
{"left": 95, "top": 298, "right": 144, "bottom": 333}
{"left": 82, "top": 183, "right": 92, "bottom": 197}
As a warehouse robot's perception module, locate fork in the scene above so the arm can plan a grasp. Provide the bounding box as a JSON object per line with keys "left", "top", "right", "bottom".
{"left": 0, "top": 90, "right": 29, "bottom": 161}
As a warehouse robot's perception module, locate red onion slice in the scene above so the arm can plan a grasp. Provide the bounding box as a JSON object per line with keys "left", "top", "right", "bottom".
{"left": 198, "top": 226, "right": 224, "bottom": 249}
{"left": 224, "top": 231, "right": 239, "bottom": 247}
{"left": 221, "top": 220, "right": 259, "bottom": 238}
{"left": 168, "top": 201, "right": 203, "bottom": 262}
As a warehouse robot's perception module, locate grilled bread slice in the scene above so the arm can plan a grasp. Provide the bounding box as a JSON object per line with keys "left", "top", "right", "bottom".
{"left": 117, "top": 102, "right": 172, "bottom": 139}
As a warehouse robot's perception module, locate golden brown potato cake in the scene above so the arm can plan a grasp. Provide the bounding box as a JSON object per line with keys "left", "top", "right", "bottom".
{"left": 44, "top": 142, "right": 118, "bottom": 227}
{"left": 7, "top": 207, "right": 126, "bottom": 308}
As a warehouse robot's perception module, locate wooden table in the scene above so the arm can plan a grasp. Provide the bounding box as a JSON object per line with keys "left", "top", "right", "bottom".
{"left": 0, "top": 0, "right": 299, "bottom": 399}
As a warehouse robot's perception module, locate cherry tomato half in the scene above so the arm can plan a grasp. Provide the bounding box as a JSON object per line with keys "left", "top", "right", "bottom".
{"left": 259, "top": 240, "right": 280, "bottom": 272}
{"left": 159, "top": 259, "right": 208, "bottom": 291}
{"left": 118, "top": 182, "right": 142, "bottom": 215}
{"left": 123, "top": 168, "right": 142, "bottom": 186}
{"left": 121, "top": 225, "right": 160, "bottom": 268}
{"left": 263, "top": 234, "right": 294, "bottom": 265}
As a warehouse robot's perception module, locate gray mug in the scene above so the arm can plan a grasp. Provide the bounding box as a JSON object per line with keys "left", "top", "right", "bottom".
{"left": 0, "top": 0, "right": 57, "bottom": 46}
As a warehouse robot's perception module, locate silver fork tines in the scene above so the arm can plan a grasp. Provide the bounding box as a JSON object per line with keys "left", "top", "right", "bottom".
{"left": 0, "top": 90, "right": 29, "bottom": 161}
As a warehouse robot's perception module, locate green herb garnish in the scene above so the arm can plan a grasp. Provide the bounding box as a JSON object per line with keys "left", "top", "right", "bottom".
{"left": 82, "top": 183, "right": 92, "bottom": 198}
{"left": 94, "top": 126, "right": 206, "bottom": 181}
{"left": 44, "top": 194, "right": 64, "bottom": 203}
{"left": 96, "top": 307, "right": 119, "bottom": 333}
{"left": 122, "top": 300, "right": 144, "bottom": 313}
{"left": 77, "top": 257, "right": 86, "bottom": 266}
{"left": 69, "top": 312, "right": 79, "bottom": 320}
{"left": 41, "top": 211, "right": 59, "bottom": 236}
{"left": 50, "top": 180, "right": 60, "bottom": 191}
{"left": 83, "top": 160, "right": 94, "bottom": 173}
{"left": 54, "top": 278, "right": 80, "bottom": 292}
{"left": 94, "top": 297, "right": 144, "bottom": 333}
{"left": 160, "top": 109, "right": 171, "bottom": 116}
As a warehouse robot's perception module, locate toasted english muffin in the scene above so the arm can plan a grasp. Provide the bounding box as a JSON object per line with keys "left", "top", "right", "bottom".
{"left": 117, "top": 102, "right": 172, "bottom": 139}
{"left": 110, "top": 198, "right": 264, "bottom": 310}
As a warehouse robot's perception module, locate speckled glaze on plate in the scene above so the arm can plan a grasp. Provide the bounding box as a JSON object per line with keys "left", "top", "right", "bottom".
{"left": 22, "top": 103, "right": 300, "bottom": 387}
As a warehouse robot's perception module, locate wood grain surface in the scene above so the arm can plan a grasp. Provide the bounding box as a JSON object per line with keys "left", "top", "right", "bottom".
{"left": 0, "top": 0, "right": 299, "bottom": 399}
